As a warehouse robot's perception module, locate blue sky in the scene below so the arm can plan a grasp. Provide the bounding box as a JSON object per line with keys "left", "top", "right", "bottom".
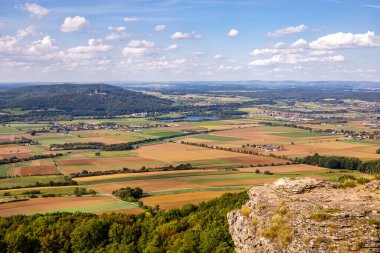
{"left": 0, "top": 0, "right": 379, "bottom": 82}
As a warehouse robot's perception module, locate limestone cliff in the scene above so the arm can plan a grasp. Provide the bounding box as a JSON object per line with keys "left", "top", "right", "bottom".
{"left": 227, "top": 178, "right": 380, "bottom": 253}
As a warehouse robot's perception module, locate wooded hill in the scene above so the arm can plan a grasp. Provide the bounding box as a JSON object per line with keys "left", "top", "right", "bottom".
{"left": 0, "top": 84, "right": 174, "bottom": 117}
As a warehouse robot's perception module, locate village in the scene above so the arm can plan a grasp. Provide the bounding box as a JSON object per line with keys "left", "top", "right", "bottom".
{"left": 42, "top": 122, "right": 173, "bottom": 134}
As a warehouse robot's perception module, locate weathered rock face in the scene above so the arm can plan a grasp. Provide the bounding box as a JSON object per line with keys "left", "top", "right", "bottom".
{"left": 227, "top": 178, "right": 380, "bottom": 253}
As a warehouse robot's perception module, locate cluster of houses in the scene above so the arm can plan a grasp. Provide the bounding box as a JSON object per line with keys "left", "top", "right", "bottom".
{"left": 259, "top": 145, "right": 285, "bottom": 152}
{"left": 244, "top": 143, "right": 285, "bottom": 152}
{"left": 43, "top": 122, "right": 172, "bottom": 133}
{"left": 363, "top": 122, "right": 380, "bottom": 129}
{"left": 344, "top": 131, "right": 380, "bottom": 140}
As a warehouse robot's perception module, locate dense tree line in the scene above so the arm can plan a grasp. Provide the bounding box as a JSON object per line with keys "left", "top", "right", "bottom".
{"left": 50, "top": 142, "right": 105, "bottom": 150}
{"left": 70, "top": 163, "right": 193, "bottom": 178}
{"left": 298, "top": 153, "right": 380, "bottom": 174}
{"left": 0, "top": 137, "right": 36, "bottom": 145}
{"left": 0, "top": 177, "right": 77, "bottom": 190}
{"left": 0, "top": 191, "right": 248, "bottom": 253}
{"left": 0, "top": 153, "right": 63, "bottom": 166}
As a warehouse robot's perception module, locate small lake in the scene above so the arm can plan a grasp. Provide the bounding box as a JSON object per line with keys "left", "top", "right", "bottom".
{"left": 161, "top": 115, "right": 219, "bottom": 122}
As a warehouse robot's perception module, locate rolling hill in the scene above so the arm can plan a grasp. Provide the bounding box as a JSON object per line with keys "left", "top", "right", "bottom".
{"left": 0, "top": 84, "right": 174, "bottom": 117}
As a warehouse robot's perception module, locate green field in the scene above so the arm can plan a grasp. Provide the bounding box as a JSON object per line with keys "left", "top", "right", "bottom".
{"left": 193, "top": 134, "right": 247, "bottom": 141}
{"left": 270, "top": 131, "right": 325, "bottom": 138}
{"left": 0, "top": 126, "right": 21, "bottom": 134}
{"left": 0, "top": 175, "right": 67, "bottom": 189}
{"left": 0, "top": 186, "right": 77, "bottom": 198}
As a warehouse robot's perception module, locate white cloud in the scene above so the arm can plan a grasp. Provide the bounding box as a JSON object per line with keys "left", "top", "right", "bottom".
{"left": 27, "top": 36, "right": 57, "bottom": 54}
{"left": 16, "top": 26, "right": 36, "bottom": 38}
{"left": 267, "top": 24, "right": 308, "bottom": 38}
{"left": 363, "top": 4, "right": 380, "bottom": 9}
{"left": 108, "top": 26, "right": 126, "bottom": 32}
{"left": 228, "top": 29, "right": 239, "bottom": 37}
{"left": 122, "top": 40, "right": 155, "bottom": 57}
{"left": 122, "top": 47, "right": 149, "bottom": 56}
{"left": 214, "top": 54, "right": 222, "bottom": 59}
{"left": 0, "top": 36, "right": 18, "bottom": 52}
{"left": 309, "top": 31, "right": 380, "bottom": 49}
{"left": 249, "top": 53, "right": 344, "bottom": 66}
{"left": 166, "top": 44, "right": 178, "bottom": 50}
{"left": 124, "top": 17, "right": 143, "bottom": 22}
{"left": 61, "top": 16, "right": 89, "bottom": 33}
{"left": 105, "top": 32, "right": 128, "bottom": 42}
{"left": 192, "top": 51, "right": 204, "bottom": 56}
{"left": 67, "top": 39, "right": 111, "bottom": 54}
{"left": 249, "top": 39, "right": 345, "bottom": 67}
{"left": 171, "top": 32, "right": 202, "bottom": 40}
{"left": 172, "top": 58, "right": 186, "bottom": 64}
{"left": 127, "top": 40, "right": 154, "bottom": 48}
{"left": 21, "top": 3, "right": 50, "bottom": 18}
{"left": 291, "top": 39, "right": 308, "bottom": 48}
{"left": 155, "top": 25, "right": 166, "bottom": 32}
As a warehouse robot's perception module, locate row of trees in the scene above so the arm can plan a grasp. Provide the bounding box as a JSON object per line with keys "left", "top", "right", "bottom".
{"left": 70, "top": 163, "right": 193, "bottom": 178}
{"left": 0, "top": 191, "right": 248, "bottom": 252}
{"left": 298, "top": 153, "right": 380, "bottom": 174}
{"left": 0, "top": 153, "right": 63, "bottom": 166}
{"left": 50, "top": 142, "right": 104, "bottom": 150}
{"left": 0, "top": 177, "right": 77, "bottom": 191}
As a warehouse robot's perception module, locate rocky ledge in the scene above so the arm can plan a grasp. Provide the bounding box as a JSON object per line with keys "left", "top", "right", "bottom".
{"left": 227, "top": 178, "right": 380, "bottom": 253}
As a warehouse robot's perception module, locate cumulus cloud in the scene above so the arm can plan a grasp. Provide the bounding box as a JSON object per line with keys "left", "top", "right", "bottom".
{"left": 309, "top": 31, "right": 380, "bottom": 49}
{"left": 267, "top": 24, "right": 308, "bottom": 38}
{"left": 127, "top": 40, "right": 154, "bottom": 48}
{"left": 228, "top": 29, "right": 239, "bottom": 37}
{"left": 27, "top": 35, "right": 57, "bottom": 54}
{"left": 122, "top": 47, "right": 149, "bottom": 56}
{"left": 172, "top": 58, "right": 186, "bottom": 64}
{"left": 291, "top": 39, "right": 308, "bottom": 48}
{"left": 124, "top": 17, "right": 143, "bottom": 22}
{"left": 249, "top": 53, "right": 344, "bottom": 66}
{"left": 166, "top": 44, "right": 178, "bottom": 50}
{"left": 20, "top": 3, "right": 50, "bottom": 18}
{"left": 192, "top": 51, "right": 204, "bottom": 56}
{"left": 108, "top": 26, "right": 126, "bottom": 32}
{"left": 214, "top": 54, "right": 223, "bottom": 59}
{"left": 249, "top": 37, "right": 345, "bottom": 66}
{"left": 61, "top": 16, "right": 89, "bottom": 33}
{"left": 122, "top": 40, "right": 155, "bottom": 56}
{"left": 155, "top": 25, "right": 166, "bottom": 32}
{"left": 16, "top": 26, "right": 36, "bottom": 38}
{"left": 105, "top": 32, "right": 128, "bottom": 42}
{"left": 67, "top": 39, "right": 111, "bottom": 54}
{"left": 171, "top": 32, "right": 202, "bottom": 40}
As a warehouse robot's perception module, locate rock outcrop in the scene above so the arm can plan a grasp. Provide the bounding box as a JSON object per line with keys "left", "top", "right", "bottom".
{"left": 228, "top": 178, "right": 380, "bottom": 253}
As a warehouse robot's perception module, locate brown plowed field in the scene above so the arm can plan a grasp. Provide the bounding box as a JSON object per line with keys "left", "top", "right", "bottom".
{"left": 10, "top": 166, "right": 60, "bottom": 176}
{"left": 58, "top": 156, "right": 155, "bottom": 166}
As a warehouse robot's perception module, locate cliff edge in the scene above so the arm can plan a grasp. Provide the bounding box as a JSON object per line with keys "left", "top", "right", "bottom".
{"left": 227, "top": 178, "right": 380, "bottom": 253}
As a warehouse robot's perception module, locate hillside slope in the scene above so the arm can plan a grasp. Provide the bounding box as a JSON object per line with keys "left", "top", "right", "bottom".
{"left": 0, "top": 84, "right": 174, "bottom": 116}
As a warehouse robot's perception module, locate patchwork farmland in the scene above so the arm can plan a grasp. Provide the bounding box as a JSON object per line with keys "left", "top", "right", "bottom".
{"left": 0, "top": 115, "right": 378, "bottom": 216}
